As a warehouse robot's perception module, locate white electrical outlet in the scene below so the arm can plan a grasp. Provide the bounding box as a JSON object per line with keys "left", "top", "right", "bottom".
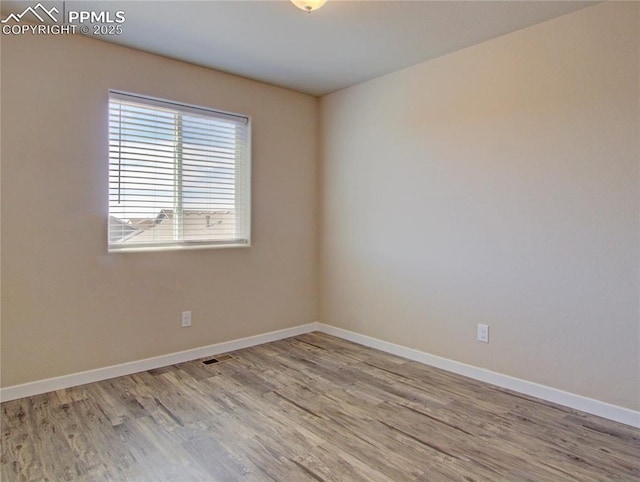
{"left": 181, "top": 311, "right": 192, "bottom": 328}
{"left": 477, "top": 323, "right": 489, "bottom": 343}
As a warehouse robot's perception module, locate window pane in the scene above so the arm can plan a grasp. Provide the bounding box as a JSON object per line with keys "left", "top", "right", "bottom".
{"left": 108, "top": 91, "right": 251, "bottom": 251}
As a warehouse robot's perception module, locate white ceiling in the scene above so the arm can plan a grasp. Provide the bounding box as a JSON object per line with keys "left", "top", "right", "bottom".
{"left": 2, "top": 0, "right": 597, "bottom": 96}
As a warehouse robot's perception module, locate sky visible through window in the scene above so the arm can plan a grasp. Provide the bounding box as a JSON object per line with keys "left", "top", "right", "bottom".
{"left": 109, "top": 101, "right": 237, "bottom": 221}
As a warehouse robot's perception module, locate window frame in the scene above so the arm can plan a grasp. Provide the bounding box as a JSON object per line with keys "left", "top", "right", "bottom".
{"left": 107, "top": 90, "right": 252, "bottom": 253}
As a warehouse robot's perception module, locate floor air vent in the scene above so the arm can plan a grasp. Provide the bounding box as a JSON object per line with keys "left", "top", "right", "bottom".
{"left": 202, "top": 354, "right": 233, "bottom": 365}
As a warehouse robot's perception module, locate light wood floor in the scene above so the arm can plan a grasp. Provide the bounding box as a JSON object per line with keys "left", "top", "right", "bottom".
{"left": 2, "top": 332, "right": 639, "bottom": 481}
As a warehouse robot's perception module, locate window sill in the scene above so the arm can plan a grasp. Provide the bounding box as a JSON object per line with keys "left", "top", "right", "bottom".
{"left": 108, "top": 242, "right": 251, "bottom": 254}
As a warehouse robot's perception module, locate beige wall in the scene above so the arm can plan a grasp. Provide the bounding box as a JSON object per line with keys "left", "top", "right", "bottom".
{"left": 1, "top": 32, "right": 318, "bottom": 386}
{"left": 320, "top": 2, "right": 640, "bottom": 410}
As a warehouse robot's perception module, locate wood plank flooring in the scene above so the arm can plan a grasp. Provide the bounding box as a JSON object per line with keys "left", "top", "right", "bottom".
{"left": 2, "top": 332, "right": 639, "bottom": 481}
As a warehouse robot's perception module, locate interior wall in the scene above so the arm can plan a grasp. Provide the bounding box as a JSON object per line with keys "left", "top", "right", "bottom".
{"left": 319, "top": 2, "right": 640, "bottom": 410}
{"left": 1, "top": 32, "right": 318, "bottom": 387}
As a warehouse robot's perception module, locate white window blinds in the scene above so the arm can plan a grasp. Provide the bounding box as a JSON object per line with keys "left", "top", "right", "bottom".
{"left": 108, "top": 91, "right": 251, "bottom": 252}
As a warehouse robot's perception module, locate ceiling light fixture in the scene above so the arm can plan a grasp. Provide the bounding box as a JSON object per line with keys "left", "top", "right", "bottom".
{"left": 291, "top": 0, "right": 326, "bottom": 13}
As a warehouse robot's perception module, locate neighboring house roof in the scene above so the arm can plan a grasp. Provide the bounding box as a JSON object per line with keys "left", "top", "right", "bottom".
{"left": 109, "top": 216, "right": 142, "bottom": 243}
{"left": 110, "top": 209, "right": 235, "bottom": 244}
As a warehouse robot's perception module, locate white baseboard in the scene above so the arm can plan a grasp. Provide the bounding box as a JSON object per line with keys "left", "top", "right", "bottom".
{"left": 0, "top": 322, "right": 320, "bottom": 403}
{"left": 315, "top": 323, "right": 640, "bottom": 429}
{"left": 2, "top": 320, "right": 638, "bottom": 429}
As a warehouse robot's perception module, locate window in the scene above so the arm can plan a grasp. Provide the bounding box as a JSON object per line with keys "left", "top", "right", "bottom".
{"left": 108, "top": 91, "right": 251, "bottom": 252}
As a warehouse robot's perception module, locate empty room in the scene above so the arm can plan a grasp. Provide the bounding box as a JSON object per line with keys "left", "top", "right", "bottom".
{"left": 1, "top": 0, "right": 639, "bottom": 480}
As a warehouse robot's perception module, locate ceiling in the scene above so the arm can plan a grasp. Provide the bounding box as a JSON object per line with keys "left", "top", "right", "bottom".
{"left": 2, "top": 1, "right": 597, "bottom": 96}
